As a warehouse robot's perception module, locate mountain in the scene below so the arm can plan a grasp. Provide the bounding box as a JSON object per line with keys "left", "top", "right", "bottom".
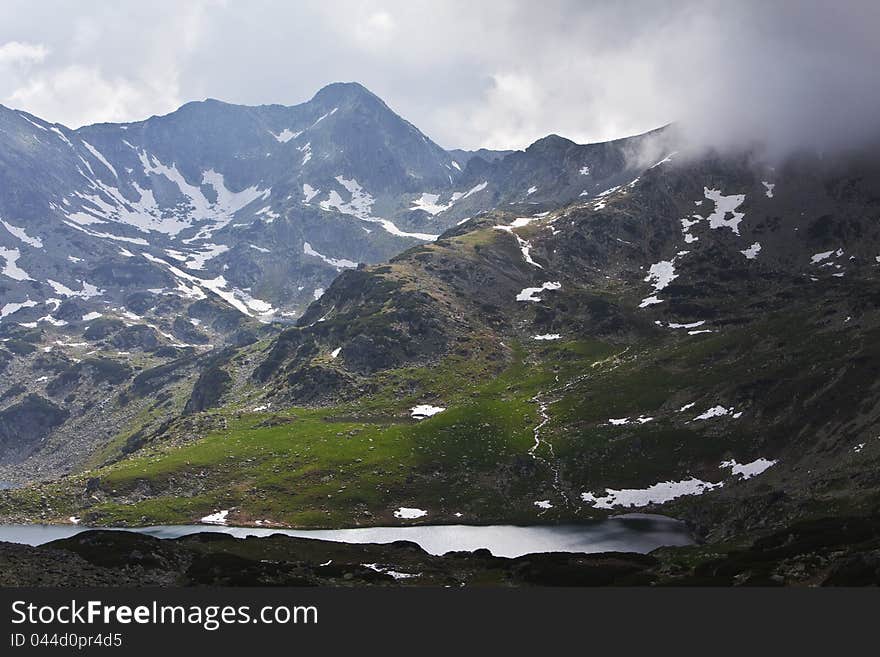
{"left": 2, "top": 133, "right": 878, "bottom": 549}
{"left": 218, "top": 145, "right": 880, "bottom": 545}
{"left": 0, "top": 82, "right": 662, "bottom": 331}
{"left": 0, "top": 82, "right": 460, "bottom": 326}
{"left": 0, "top": 83, "right": 666, "bottom": 483}
{"left": 2, "top": 84, "right": 878, "bottom": 583}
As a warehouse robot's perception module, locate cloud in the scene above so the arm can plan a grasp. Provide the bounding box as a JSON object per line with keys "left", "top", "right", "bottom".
{"left": 0, "top": 0, "right": 877, "bottom": 157}
{"left": 456, "top": 73, "right": 543, "bottom": 149}
{"left": 6, "top": 65, "right": 179, "bottom": 127}
{"left": 0, "top": 41, "right": 50, "bottom": 66}
{"left": 656, "top": 1, "right": 880, "bottom": 159}
{"left": 353, "top": 11, "right": 396, "bottom": 48}
{"left": 0, "top": 1, "right": 212, "bottom": 127}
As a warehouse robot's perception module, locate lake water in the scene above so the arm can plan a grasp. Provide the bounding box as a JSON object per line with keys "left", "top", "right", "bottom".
{"left": 0, "top": 481, "right": 18, "bottom": 490}
{"left": 0, "top": 514, "right": 692, "bottom": 557}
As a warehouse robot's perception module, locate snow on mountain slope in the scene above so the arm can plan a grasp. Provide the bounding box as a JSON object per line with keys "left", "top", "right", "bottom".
{"left": 0, "top": 83, "right": 471, "bottom": 329}
{"left": 0, "top": 84, "right": 672, "bottom": 334}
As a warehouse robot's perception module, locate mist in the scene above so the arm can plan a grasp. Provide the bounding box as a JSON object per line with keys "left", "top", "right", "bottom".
{"left": 663, "top": 1, "right": 880, "bottom": 160}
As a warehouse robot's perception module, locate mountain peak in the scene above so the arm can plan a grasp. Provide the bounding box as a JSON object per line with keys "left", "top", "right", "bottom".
{"left": 311, "top": 81, "right": 384, "bottom": 107}
{"left": 527, "top": 134, "right": 576, "bottom": 152}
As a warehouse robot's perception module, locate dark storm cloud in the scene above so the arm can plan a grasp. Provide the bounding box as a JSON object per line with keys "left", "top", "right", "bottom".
{"left": 0, "top": 0, "right": 876, "bottom": 154}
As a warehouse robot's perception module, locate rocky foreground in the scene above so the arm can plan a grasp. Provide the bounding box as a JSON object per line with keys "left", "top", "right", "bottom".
{"left": 2, "top": 515, "right": 879, "bottom": 587}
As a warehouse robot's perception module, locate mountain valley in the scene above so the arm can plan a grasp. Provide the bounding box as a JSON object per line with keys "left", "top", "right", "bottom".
{"left": 1, "top": 83, "right": 879, "bottom": 585}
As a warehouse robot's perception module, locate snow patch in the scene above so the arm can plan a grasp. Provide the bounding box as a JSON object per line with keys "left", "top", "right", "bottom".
{"left": 411, "top": 193, "right": 451, "bottom": 215}
{"left": 648, "top": 152, "right": 677, "bottom": 168}
{"left": 1, "top": 298, "right": 38, "bottom": 320}
{"left": 581, "top": 477, "right": 722, "bottom": 509}
{"left": 1, "top": 220, "right": 43, "bottom": 248}
{"left": 142, "top": 253, "right": 275, "bottom": 319}
{"left": 516, "top": 281, "right": 561, "bottom": 302}
{"left": 81, "top": 140, "right": 118, "bottom": 178}
{"left": 410, "top": 404, "right": 445, "bottom": 419}
{"left": 644, "top": 260, "right": 677, "bottom": 292}
{"left": 668, "top": 321, "right": 705, "bottom": 329}
{"left": 362, "top": 563, "right": 421, "bottom": 580}
{"left": 62, "top": 221, "right": 150, "bottom": 245}
{"left": 701, "top": 188, "right": 746, "bottom": 234}
{"left": 298, "top": 142, "right": 312, "bottom": 165}
{"left": 200, "top": 510, "right": 229, "bottom": 525}
{"left": 0, "top": 247, "right": 32, "bottom": 281}
{"left": 321, "top": 176, "right": 438, "bottom": 241}
{"left": 271, "top": 128, "right": 302, "bottom": 143}
{"left": 607, "top": 416, "right": 654, "bottom": 426}
{"left": 720, "top": 458, "right": 777, "bottom": 480}
{"left": 740, "top": 242, "right": 761, "bottom": 259}
{"left": 183, "top": 243, "right": 229, "bottom": 270}
{"left": 454, "top": 181, "right": 488, "bottom": 201}
{"left": 693, "top": 405, "right": 735, "bottom": 421}
{"left": 303, "top": 242, "right": 358, "bottom": 269}
{"left": 47, "top": 279, "right": 104, "bottom": 299}
{"left": 684, "top": 188, "right": 747, "bottom": 239}
{"left": 302, "top": 184, "right": 319, "bottom": 203}
{"left": 494, "top": 225, "right": 543, "bottom": 268}
{"left": 811, "top": 250, "right": 835, "bottom": 264}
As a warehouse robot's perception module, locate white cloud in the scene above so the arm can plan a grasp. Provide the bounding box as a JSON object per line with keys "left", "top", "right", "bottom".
{"left": 353, "top": 11, "right": 396, "bottom": 48}
{"left": 463, "top": 73, "right": 543, "bottom": 149}
{"left": 0, "top": 0, "right": 876, "bottom": 156}
{"left": 0, "top": 1, "right": 212, "bottom": 127}
{"left": 0, "top": 41, "right": 49, "bottom": 66}
{"left": 6, "top": 64, "right": 179, "bottom": 127}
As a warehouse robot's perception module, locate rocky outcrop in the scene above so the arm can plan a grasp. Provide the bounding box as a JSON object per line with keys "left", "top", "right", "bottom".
{"left": 0, "top": 395, "right": 68, "bottom": 465}
{"left": 184, "top": 364, "right": 232, "bottom": 415}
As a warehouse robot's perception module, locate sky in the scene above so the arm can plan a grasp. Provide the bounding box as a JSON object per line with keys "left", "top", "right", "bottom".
{"left": 0, "top": 0, "right": 878, "bottom": 154}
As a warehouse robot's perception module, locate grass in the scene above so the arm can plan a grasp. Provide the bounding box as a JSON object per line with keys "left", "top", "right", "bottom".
{"left": 30, "top": 335, "right": 623, "bottom": 527}
{"left": 4, "top": 300, "right": 872, "bottom": 530}
{"left": 28, "top": 340, "right": 564, "bottom": 527}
